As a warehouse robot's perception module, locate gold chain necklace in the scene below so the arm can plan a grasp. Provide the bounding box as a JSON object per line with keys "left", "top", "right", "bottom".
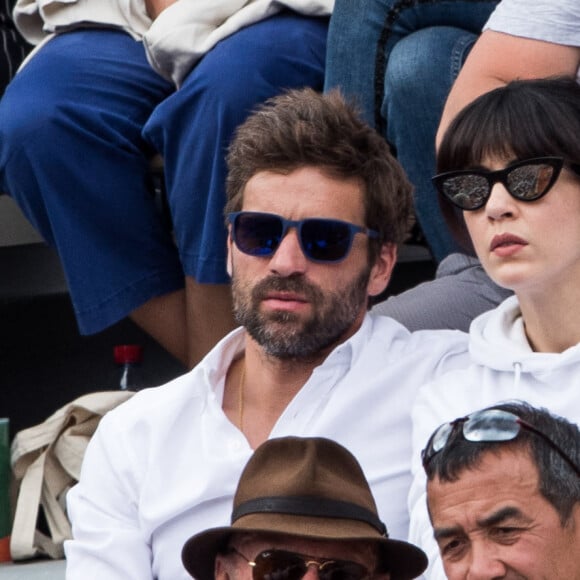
{"left": 238, "top": 363, "right": 245, "bottom": 432}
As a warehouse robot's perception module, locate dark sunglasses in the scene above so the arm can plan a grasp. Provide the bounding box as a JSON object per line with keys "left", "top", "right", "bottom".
{"left": 422, "top": 409, "right": 580, "bottom": 477}
{"left": 231, "top": 548, "right": 372, "bottom": 580}
{"left": 432, "top": 156, "right": 570, "bottom": 211}
{"left": 228, "top": 211, "right": 379, "bottom": 264}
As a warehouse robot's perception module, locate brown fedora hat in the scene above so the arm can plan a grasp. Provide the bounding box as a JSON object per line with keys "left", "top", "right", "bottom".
{"left": 182, "top": 437, "right": 427, "bottom": 580}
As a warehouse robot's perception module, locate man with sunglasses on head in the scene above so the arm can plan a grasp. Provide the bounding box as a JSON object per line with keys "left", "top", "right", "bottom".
{"left": 65, "top": 88, "right": 470, "bottom": 579}
{"left": 181, "top": 436, "right": 428, "bottom": 580}
{"left": 423, "top": 401, "right": 580, "bottom": 580}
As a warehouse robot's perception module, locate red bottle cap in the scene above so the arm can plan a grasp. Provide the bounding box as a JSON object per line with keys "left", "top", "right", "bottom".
{"left": 114, "top": 344, "right": 143, "bottom": 364}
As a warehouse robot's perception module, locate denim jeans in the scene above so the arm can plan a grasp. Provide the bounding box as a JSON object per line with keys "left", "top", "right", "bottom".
{"left": 0, "top": 14, "right": 328, "bottom": 334}
{"left": 325, "top": 0, "right": 498, "bottom": 261}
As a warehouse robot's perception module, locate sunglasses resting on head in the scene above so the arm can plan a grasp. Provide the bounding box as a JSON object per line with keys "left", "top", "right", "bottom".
{"left": 432, "top": 156, "right": 580, "bottom": 211}
{"left": 228, "top": 211, "right": 379, "bottom": 264}
{"left": 422, "top": 408, "right": 580, "bottom": 477}
{"left": 230, "top": 548, "right": 373, "bottom": 580}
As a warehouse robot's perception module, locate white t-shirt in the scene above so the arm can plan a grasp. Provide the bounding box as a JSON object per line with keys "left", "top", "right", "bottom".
{"left": 484, "top": 0, "right": 580, "bottom": 81}
{"left": 65, "top": 314, "right": 469, "bottom": 580}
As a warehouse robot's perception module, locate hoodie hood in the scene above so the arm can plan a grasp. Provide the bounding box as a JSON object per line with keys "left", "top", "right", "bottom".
{"left": 469, "top": 295, "right": 580, "bottom": 379}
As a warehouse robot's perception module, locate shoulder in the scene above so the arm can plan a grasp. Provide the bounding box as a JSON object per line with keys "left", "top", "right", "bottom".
{"left": 368, "top": 313, "right": 466, "bottom": 344}
{"left": 97, "top": 368, "right": 207, "bottom": 436}
{"left": 363, "top": 315, "right": 470, "bottom": 373}
{"left": 401, "top": 327, "right": 470, "bottom": 374}
{"left": 414, "top": 366, "right": 484, "bottom": 417}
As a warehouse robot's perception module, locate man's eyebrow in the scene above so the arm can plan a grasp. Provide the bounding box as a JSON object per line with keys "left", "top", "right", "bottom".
{"left": 433, "top": 525, "right": 464, "bottom": 542}
{"left": 476, "top": 506, "right": 530, "bottom": 528}
{"left": 433, "top": 506, "right": 531, "bottom": 541}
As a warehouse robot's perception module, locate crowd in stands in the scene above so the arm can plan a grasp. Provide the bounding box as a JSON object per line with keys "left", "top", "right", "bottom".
{"left": 1, "top": 0, "right": 579, "bottom": 578}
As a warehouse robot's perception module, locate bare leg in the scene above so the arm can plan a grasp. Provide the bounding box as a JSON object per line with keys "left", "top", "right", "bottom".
{"left": 130, "top": 289, "right": 189, "bottom": 365}
{"left": 130, "top": 280, "right": 235, "bottom": 368}
{"left": 184, "top": 277, "right": 235, "bottom": 368}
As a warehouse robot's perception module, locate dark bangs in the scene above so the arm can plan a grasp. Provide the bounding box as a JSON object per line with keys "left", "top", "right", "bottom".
{"left": 437, "top": 77, "right": 580, "bottom": 250}
{"left": 439, "top": 77, "right": 580, "bottom": 172}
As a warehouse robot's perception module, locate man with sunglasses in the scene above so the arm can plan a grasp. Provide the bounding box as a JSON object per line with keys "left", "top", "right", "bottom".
{"left": 423, "top": 401, "right": 580, "bottom": 579}
{"left": 182, "top": 436, "right": 428, "bottom": 580}
{"left": 65, "top": 88, "right": 470, "bottom": 579}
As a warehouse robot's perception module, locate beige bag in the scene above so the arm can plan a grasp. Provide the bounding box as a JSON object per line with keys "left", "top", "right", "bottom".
{"left": 9, "top": 391, "right": 134, "bottom": 560}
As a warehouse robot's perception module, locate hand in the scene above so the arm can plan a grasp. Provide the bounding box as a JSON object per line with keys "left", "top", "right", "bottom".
{"left": 144, "top": 0, "right": 177, "bottom": 20}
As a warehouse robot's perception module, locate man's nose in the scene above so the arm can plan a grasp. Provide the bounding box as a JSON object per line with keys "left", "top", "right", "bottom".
{"left": 466, "top": 541, "right": 507, "bottom": 580}
{"left": 268, "top": 228, "right": 308, "bottom": 276}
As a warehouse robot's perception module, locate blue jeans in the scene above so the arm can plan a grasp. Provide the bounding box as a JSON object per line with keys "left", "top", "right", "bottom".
{"left": 0, "top": 14, "right": 328, "bottom": 334}
{"left": 325, "top": 0, "right": 498, "bottom": 261}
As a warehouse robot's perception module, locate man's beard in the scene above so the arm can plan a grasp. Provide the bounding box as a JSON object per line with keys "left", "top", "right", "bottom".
{"left": 232, "top": 268, "right": 371, "bottom": 360}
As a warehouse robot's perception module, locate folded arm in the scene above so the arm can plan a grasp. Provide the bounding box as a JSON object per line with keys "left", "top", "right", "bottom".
{"left": 437, "top": 30, "right": 580, "bottom": 146}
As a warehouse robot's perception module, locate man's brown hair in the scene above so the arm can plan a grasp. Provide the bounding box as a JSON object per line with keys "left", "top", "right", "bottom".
{"left": 225, "top": 88, "right": 414, "bottom": 263}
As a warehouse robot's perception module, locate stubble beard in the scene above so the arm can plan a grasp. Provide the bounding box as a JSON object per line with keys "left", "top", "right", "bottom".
{"left": 232, "top": 268, "right": 371, "bottom": 360}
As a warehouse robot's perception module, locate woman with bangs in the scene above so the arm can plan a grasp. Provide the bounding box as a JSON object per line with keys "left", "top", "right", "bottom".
{"left": 407, "top": 76, "right": 580, "bottom": 579}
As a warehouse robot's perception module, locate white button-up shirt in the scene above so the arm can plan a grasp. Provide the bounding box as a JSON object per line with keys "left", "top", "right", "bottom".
{"left": 65, "top": 314, "right": 469, "bottom": 580}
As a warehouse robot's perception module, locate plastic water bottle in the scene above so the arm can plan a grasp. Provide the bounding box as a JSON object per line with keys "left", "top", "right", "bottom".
{"left": 114, "top": 345, "right": 144, "bottom": 391}
{"left": 0, "top": 418, "right": 10, "bottom": 562}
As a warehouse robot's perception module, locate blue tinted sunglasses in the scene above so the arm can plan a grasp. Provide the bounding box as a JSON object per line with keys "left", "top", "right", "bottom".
{"left": 228, "top": 211, "right": 379, "bottom": 264}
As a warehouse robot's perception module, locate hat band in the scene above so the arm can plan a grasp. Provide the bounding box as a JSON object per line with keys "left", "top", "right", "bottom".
{"left": 232, "top": 496, "right": 388, "bottom": 536}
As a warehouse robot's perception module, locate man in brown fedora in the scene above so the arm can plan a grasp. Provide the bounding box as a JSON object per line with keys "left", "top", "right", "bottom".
{"left": 182, "top": 437, "right": 427, "bottom": 580}
{"left": 65, "top": 88, "right": 469, "bottom": 579}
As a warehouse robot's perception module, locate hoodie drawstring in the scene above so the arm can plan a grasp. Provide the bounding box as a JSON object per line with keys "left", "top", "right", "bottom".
{"left": 512, "top": 362, "right": 522, "bottom": 396}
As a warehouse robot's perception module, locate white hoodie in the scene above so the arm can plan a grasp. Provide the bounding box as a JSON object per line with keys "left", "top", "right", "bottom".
{"left": 408, "top": 294, "right": 580, "bottom": 579}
